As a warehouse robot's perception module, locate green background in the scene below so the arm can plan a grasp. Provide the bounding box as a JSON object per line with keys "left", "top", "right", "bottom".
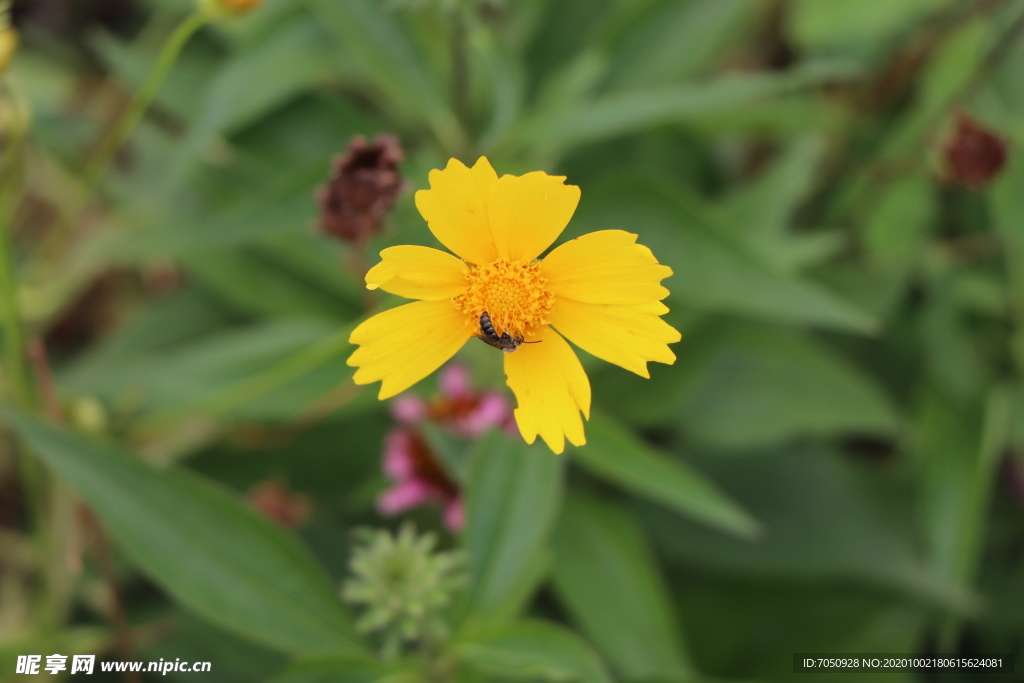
{"left": 3, "top": 0, "right": 1024, "bottom": 681}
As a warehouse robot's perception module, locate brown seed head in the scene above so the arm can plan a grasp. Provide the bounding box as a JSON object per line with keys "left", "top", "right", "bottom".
{"left": 943, "top": 112, "right": 1008, "bottom": 191}
{"left": 317, "top": 134, "right": 405, "bottom": 243}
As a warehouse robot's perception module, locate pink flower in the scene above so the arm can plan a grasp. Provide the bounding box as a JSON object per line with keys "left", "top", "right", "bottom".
{"left": 378, "top": 478, "right": 434, "bottom": 515}
{"left": 390, "top": 394, "right": 427, "bottom": 424}
{"left": 377, "top": 428, "right": 463, "bottom": 532}
{"left": 443, "top": 499, "right": 464, "bottom": 532}
{"left": 382, "top": 430, "right": 417, "bottom": 479}
{"left": 438, "top": 363, "right": 472, "bottom": 398}
{"left": 377, "top": 363, "right": 518, "bottom": 532}
{"left": 427, "top": 364, "right": 514, "bottom": 437}
{"left": 450, "top": 392, "right": 510, "bottom": 437}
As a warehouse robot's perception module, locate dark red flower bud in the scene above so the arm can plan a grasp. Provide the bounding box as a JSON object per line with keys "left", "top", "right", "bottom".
{"left": 943, "top": 112, "right": 1008, "bottom": 190}
{"left": 317, "top": 134, "right": 404, "bottom": 243}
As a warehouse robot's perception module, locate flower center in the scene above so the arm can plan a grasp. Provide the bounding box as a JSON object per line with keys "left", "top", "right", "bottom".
{"left": 453, "top": 258, "right": 554, "bottom": 339}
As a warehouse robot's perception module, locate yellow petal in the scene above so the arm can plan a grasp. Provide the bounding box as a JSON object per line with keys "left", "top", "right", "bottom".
{"left": 365, "top": 245, "right": 469, "bottom": 300}
{"left": 348, "top": 300, "right": 474, "bottom": 399}
{"left": 541, "top": 230, "right": 673, "bottom": 304}
{"left": 503, "top": 326, "right": 590, "bottom": 454}
{"left": 414, "top": 157, "right": 499, "bottom": 266}
{"left": 549, "top": 298, "right": 681, "bottom": 378}
{"left": 488, "top": 172, "right": 581, "bottom": 262}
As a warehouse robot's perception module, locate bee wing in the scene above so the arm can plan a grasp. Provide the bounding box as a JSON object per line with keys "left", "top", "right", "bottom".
{"left": 476, "top": 333, "right": 504, "bottom": 350}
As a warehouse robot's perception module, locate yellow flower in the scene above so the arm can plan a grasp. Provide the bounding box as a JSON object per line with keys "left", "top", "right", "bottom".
{"left": 0, "top": 19, "right": 16, "bottom": 76}
{"left": 347, "top": 157, "right": 680, "bottom": 454}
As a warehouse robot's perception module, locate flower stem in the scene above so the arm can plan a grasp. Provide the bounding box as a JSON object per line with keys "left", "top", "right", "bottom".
{"left": 0, "top": 227, "right": 28, "bottom": 401}
{"left": 0, "top": 80, "right": 54, "bottom": 631}
{"left": 0, "top": 88, "right": 29, "bottom": 407}
{"left": 82, "top": 9, "right": 208, "bottom": 196}
{"left": 0, "top": 84, "right": 39, "bottom": 504}
{"left": 450, "top": 3, "right": 470, "bottom": 130}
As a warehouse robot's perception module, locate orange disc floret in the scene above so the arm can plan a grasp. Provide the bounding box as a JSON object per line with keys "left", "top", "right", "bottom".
{"left": 453, "top": 259, "right": 554, "bottom": 340}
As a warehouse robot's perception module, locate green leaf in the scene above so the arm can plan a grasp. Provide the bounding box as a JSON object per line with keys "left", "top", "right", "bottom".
{"left": 916, "top": 393, "right": 979, "bottom": 582}
{"left": 552, "top": 492, "right": 694, "bottom": 681}
{"left": 65, "top": 319, "right": 355, "bottom": 421}
{"left": 270, "top": 656, "right": 414, "bottom": 683}
{"left": 688, "top": 94, "right": 834, "bottom": 138}
{"left": 4, "top": 411, "right": 359, "bottom": 655}
{"left": 304, "top": 0, "right": 464, "bottom": 151}
{"left": 910, "top": 15, "right": 988, "bottom": 113}
{"left": 675, "top": 325, "right": 900, "bottom": 448}
{"left": 142, "top": 610, "right": 286, "bottom": 683}
{"left": 106, "top": 163, "right": 332, "bottom": 261}
{"left": 992, "top": 144, "right": 1024, "bottom": 314}
{"left": 875, "top": 18, "right": 990, "bottom": 162}
{"left": 60, "top": 287, "right": 234, "bottom": 390}
{"left": 676, "top": 580, "right": 924, "bottom": 680}
{"left": 605, "top": 0, "right": 757, "bottom": 89}
{"left": 646, "top": 448, "right": 975, "bottom": 612}
{"left": 166, "top": 16, "right": 337, "bottom": 183}
{"left": 477, "top": 40, "right": 527, "bottom": 154}
{"left": 451, "top": 620, "right": 612, "bottom": 683}
{"left": 864, "top": 175, "right": 935, "bottom": 267}
{"left": 573, "top": 178, "right": 878, "bottom": 333}
{"left": 523, "top": 62, "right": 861, "bottom": 158}
{"left": 920, "top": 271, "right": 987, "bottom": 401}
{"left": 571, "top": 413, "right": 759, "bottom": 538}
{"left": 722, "top": 135, "right": 842, "bottom": 274}
{"left": 185, "top": 242, "right": 360, "bottom": 322}
{"left": 592, "top": 321, "right": 898, "bottom": 448}
{"left": 724, "top": 136, "right": 824, "bottom": 239}
{"left": 828, "top": 18, "right": 989, "bottom": 222}
{"left": 917, "top": 389, "right": 1013, "bottom": 588}
{"left": 462, "top": 431, "right": 564, "bottom": 623}
{"left": 788, "top": 0, "right": 950, "bottom": 54}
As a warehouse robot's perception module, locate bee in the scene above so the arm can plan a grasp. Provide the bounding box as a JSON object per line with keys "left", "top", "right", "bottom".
{"left": 476, "top": 311, "right": 541, "bottom": 353}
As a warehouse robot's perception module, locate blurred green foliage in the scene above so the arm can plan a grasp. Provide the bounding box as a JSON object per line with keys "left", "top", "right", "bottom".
{"left": 3, "top": 0, "right": 1024, "bottom": 681}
